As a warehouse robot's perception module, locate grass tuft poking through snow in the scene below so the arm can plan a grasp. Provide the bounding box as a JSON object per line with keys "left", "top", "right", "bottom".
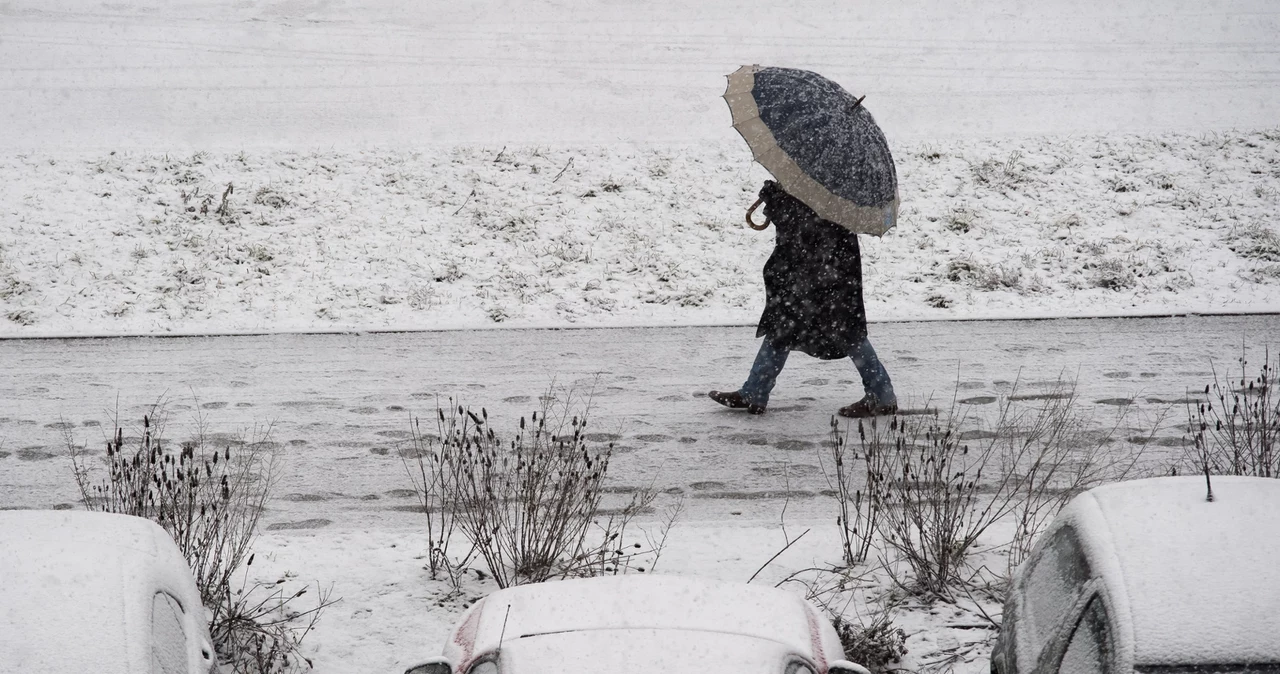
{"left": 832, "top": 612, "right": 909, "bottom": 674}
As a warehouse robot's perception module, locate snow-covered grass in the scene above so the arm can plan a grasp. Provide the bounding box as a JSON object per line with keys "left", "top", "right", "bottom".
{"left": 2, "top": 129, "right": 1279, "bottom": 337}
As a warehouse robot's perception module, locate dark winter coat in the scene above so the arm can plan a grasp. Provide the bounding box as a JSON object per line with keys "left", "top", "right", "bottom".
{"left": 755, "top": 180, "right": 867, "bottom": 360}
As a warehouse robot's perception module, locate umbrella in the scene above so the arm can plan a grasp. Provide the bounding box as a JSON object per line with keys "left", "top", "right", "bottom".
{"left": 723, "top": 65, "right": 899, "bottom": 236}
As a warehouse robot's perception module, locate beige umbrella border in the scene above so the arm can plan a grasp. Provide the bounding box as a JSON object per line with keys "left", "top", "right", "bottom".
{"left": 723, "top": 65, "right": 900, "bottom": 237}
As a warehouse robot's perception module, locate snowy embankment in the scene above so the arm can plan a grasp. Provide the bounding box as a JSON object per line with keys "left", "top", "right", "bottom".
{"left": 2, "top": 129, "right": 1279, "bottom": 337}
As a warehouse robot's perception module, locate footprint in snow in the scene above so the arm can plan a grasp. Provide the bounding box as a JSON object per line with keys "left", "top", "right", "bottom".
{"left": 266, "top": 519, "right": 332, "bottom": 531}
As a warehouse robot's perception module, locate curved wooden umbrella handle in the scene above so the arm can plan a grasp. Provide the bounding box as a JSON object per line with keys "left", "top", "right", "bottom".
{"left": 746, "top": 197, "right": 771, "bottom": 230}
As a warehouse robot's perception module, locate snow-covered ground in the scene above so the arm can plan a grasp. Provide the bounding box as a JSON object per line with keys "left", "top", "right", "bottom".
{"left": 249, "top": 519, "right": 1008, "bottom": 674}
{"left": 3, "top": 130, "right": 1279, "bottom": 336}
{"left": 2, "top": 0, "right": 1277, "bottom": 336}
{"left": 11, "top": 317, "right": 1274, "bottom": 674}
{"left": 4, "top": 0, "right": 1279, "bottom": 671}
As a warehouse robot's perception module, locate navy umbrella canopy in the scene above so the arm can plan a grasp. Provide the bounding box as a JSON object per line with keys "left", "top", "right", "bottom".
{"left": 724, "top": 65, "right": 899, "bottom": 236}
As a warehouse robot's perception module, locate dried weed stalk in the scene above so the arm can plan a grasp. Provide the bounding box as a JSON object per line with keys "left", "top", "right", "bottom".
{"left": 777, "top": 567, "right": 908, "bottom": 674}
{"left": 1003, "top": 383, "right": 1159, "bottom": 571}
{"left": 403, "top": 400, "right": 479, "bottom": 588}
{"left": 1185, "top": 348, "right": 1279, "bottom": 477}
{"left": 832, "top": 611, "right": 909, "bottom": 674}
{"left": 824, "top": 415, "right": 881, "bottom": 566}
{"left": 410, "top": 393, "right": 668, "bottom": 588}
{"left": 69, "top": 407, "right": 334, "bottom": 673}
{"left": 854, "top": 380, "right": 1152, "bottom": 598}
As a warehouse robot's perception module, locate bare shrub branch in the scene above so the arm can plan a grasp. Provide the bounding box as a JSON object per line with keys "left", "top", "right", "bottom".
{"left": 408, "top": 390, "right": 672, "bottom": 588}
{"left": 856, "top": 379, "right": 1152, "bottom": 598}
{"left": 1002, "top": 381, "right": 1162, "bottom": 571}
{"left": 821, "top": 415, "right": 881, "bottom": 566}
{"left": 1184, "top": 347, "right": 1279, "bottom": 477}
{"left": 69, "top": 403, "right": 334, "bottom": 673}
{"left": 211, "top": 562, "right": 338, "bottom": 673}
{"left": 402, "top": 400, "right": 479, "bottom": 589}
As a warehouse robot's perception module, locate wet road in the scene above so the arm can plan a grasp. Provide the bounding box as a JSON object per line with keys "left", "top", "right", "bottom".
{"left": 2, "top": 315, "right": 1276, "bottom": 528}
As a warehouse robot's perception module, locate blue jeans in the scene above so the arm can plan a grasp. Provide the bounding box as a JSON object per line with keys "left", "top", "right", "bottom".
{"left": 740, "top": 337, "right": 896, "bottom": 408}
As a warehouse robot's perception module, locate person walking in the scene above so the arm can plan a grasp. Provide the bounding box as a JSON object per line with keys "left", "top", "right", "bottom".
{"left": 709, "top": 179, "right": 897, "bottom": 417}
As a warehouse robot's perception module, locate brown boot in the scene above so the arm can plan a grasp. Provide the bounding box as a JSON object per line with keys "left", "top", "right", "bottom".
{"left": 837, "top": 395, "right": 898, "bottom": 418}
{"left": 709, "top": 390, "right": 766, "bottom": 415}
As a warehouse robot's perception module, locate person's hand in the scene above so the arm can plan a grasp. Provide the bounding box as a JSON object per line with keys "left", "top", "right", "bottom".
{"left": 759, "top": 181, "right": 820, "bottom": 225}
{"left": 758, "top": 180, "right": 782, "bottom": 203}
{"left": 759, "top": 180, "right": 786, "bottom": 222}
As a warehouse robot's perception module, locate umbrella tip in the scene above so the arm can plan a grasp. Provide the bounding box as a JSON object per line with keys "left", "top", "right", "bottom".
{"left": 851, "top": 94, "right": 867, "bottom": 111}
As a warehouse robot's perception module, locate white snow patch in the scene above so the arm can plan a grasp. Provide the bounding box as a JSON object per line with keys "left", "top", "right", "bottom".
{"left": 0, "top": 511, "right": 211, "bottom": 674}
{"left": 2, "top": 0, "right": 1277, "bottom": 149}
{"left": 2, "top": 131, "right": 1278, "bottom": 337}
{"left": 452, "top": 575, "right": 836, "bottom": 665}
{"left": 1072, "top": 476, "right": 1280, "bottom": 667}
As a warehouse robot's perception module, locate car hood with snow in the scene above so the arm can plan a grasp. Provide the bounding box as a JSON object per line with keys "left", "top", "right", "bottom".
{"left": 497, "top": 628, "right": 812, "bottom": 674}
{"left": 433, "top": 575, "right": 847, "bottom": 674}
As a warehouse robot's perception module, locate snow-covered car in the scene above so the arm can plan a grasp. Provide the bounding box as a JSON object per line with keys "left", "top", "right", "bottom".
{"left": 0, "top": 510, "right": 219, "bottom": 674}
{"left": 991, "top": 475, "right": 1280, "bottom": 674}
{"left": 404, "top": 575, "right": 872, "bottom": 674}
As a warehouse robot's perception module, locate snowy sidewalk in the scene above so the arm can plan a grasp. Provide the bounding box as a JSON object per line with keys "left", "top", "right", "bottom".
{"left": 3, "top": 315, "right": 1277, "bottom": 527}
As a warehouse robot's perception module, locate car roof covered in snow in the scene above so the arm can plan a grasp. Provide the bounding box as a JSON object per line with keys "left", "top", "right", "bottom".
{"left": 1057, "top": 476, "right": 1280, "bottom": 667}
{"left": 442, "top": 575, "right": 843, "bottom": 670}
{"left": 0, "top": 510, "right": 205, "bottom": 674}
